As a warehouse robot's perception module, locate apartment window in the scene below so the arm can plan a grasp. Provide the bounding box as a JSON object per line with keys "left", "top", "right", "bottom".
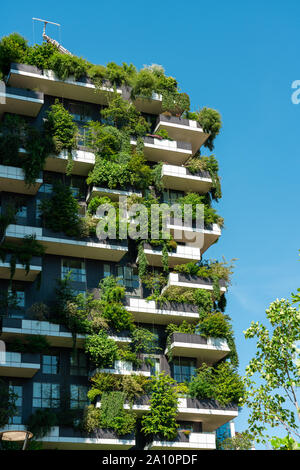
{"left": 117, "top": 266, "right": 140, "bottom": 294}
{"left": 103, "top": 263, "right": 112, "bottom": 278}
{"left": 70, "top": 352, "right": 88, "bottom": 376}
{"left": 33, "top": 382, "right": 60, "bottom": 408}
{"left": 150, "top": 358, "right": 161, "bottom": 376}
{"left": 61, "top": 259, "right": 86, "bottom": 283}
{"left": 68, "top": 103, "right": 92, "bottom": 123}
{"left": 9, "top": 385, "right": 23, "bottom": 424}
{"left": 171, "top": 358, "right": 196, "bottom": 383}
{"left": 162, "top": 189, "right": 184, "bottom": 205}
{"left": 16, "top": 205, "right": 27, "bottom": 220}
{"left": 70, "top": 385, "right": 89, "bottom": 409}
{"left": 42, "top": 355, "right": 59, "bottom": 374}
{"left": 8, "top": 284, "right": 25, "bottom": 309}
{"left": 178, "top": 422, "right": 193, "bottom": 432}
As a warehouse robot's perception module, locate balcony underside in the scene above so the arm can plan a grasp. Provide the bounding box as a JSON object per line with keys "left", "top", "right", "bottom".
{"left": 168, "top": 224, "right": 221, "bottom": 251}
{"left": 0, "top": 363, "right": 40, "bottom": 378}
{"left": 87, "top": 186, "right": 142, "bottom": 203}
{"left": 143, "top": 247, "right": 201, "bottom": 268}
{"left": 131, "top": 139, "right": 192, "bottom": 165}
{"left": 133, "top": 94, "right": 162, "bottom": 114}
{"left": 168, "top": 342, "right": 229, "bottom": 364}
{"left": 5, "top": 226, "right": 128, "bottom": 262}
{"left": 0, "top": 263, "right": 41, "bottom": 282}
{"left": 7, "top": 65, "right": 122, "bottom": 105}
{"left": 0, "top": 173, "right": 43, "bottom": 196}
{"left": 0, "top": 87, "right": 43, "bottom": 118}
{"left": 126, "top": 298, "right": 199, "bottom": 325}
{"left": 44, "top": 150, "right": 95, "bottom": 176}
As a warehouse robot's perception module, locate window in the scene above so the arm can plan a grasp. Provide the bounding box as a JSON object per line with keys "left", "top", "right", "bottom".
{"left": 68, "top": 103, "right": 92, "bottom": 123}
{"left": 33, "top": 383, "right": 60, "bottom": 408}
{"left": 70, "top": 352, "right": 88, "bottom": 376}
{"left": 117, "top": 266, "right": 140, "bottom": 295}
{"left": 9, "top": 385, "right": 23, "bottom": 424}
{"left": 177, "top": 421, "right": 193, "bottom": 432}
{"left": 162, "top": 189, "right": 184, "bottom": 205}
{"left": 61, "top": 259, "right": 86, "bottom": 283}
{"left": 8, "top": 284, "right": 25, "bottom": 309}
{"left": 42, "top": 355, "right": 59, "bottom": 374}
{"left": 150, "top": 358, "right": 160, "bottom": 376}
{"left": 16, "top": 206, "right": 27, "bottom": 220}
{"left": 103, "top": 264, "right": 112, "bottom": 278}
{"left": 171, "top": 358, "right": 196, "bottom": 383}
{"left": 70, "top": 385, "right": 89, "bottom": 409}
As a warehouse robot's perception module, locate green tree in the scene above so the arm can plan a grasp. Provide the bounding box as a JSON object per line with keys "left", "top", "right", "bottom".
{"left": 243, "top": 297, "right": 300, "bottom": 444}
{"left": 141, "top": 373, "right": 179, "bottom": 440}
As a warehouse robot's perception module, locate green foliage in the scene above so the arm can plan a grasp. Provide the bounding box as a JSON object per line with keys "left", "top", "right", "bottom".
{"left": 162, "top": 91, "right": 190, "bottom": 116}
{"left": 24, "top": 42, "right": 57, "bottom": 70}
{"left": 141, "top": 373, "right": 179, "bottom": 440}
{"left": 188, "top": 362, "right": 245, "bottom": 406}
{"left": 185, "top": 154, "right": 222, "bottom": 200}
{"left": 243, "top": 297, "right": 300, "bottom": 443}
{"left": 27, "top": 408, "right": 58, "bottom": 438}
{"left": 39, "top": 181, "right": 81, "bottom": 237}
{"left": 101, "top": 93, "right": 149, "bottom": 135}
{"left": 44, "top": 99, "right": 78, "bottom": 155}
{"left": 270, "top": 436, "right": 300, "bottom": 450}
{"left": 24, "top": 334, "right": 50, "bottom": 354}
{"left": 0, "top": 235, "right": 45, "bottom": 279}
{"left": 48, "top": 53, "right": 89, "bottom": 81}
{"left": 88, "top": 372, "right": 150, "bottom": 403}
{"left": 197, "top": 107, "right": 222, "bottom": 151}
{"left": 178, "top": 192, "right": 224, "bottom": 227}
{"left": 0, "top": 33, "right": 28, "bottom": 77}
{"left": 98, "top": 276, "right": 134, "bottom": 332}
{"left": 219, "top": 431, "right": 253, "bottom": 450}
{"left": 0, "top": 114, "right": 51, "bottom": 186}
{"left": 0, "top": 380, "right": 17, "bottom": 428}
{"left": 84, "top": 330, "right": 120, "bottom": 368}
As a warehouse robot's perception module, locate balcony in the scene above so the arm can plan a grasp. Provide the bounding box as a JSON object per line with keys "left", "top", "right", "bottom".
{"left": 154, "top": 114, "right": 209, "bottom": 154}
{"left": 0, "top": 352, "right": 40, "bottom": 378}
{"left": 7, "top": 63, "right": 122, "bottom": 105}
{"left": 161, "top": 164, "right": 212, "bottom": 194}
{"left": 0, "top": 164, "right": 43, "bottom": 195}
{"left": 0, "top": 318, "right": 131, "bottom": 349}
{"left": 0, "top": 425, "right": 135, "bottom": 450}
{"left": 5, "top": 225, "right": 128, "bottom": 262}
{"left": 133, "top": 92, "right": 163, "bottom": 114}
{"left": 125, "top": 297, "right": 199, "bottom": 325}
{"left": 166, "top": 332, "right": 230, "bottom": 364}
{"left": 145, "top": 431, "right": 216, "bottom": 450}
{"left": 0, "top": 255, "right": 42, "bottom": 282}
{"left": 0, "top": 83, "right": 44, "bottom": 117}
{"left": 177, "top": 398, "right": 238, "bottom": 430}
{"left": 163, "top": 272, "right": 227, "bottom": 294}
{"left": 43, "top": 148, "right": 95, "bottom": 176}
{"left": 123, "top": 396, "right": 238, "bottom": 430}
{"left": 86, "top": 185, "right": 142, "bottom": 203}
{"left": 131, "top": 136, "right": 192, "bottom": 165}
{"left": 142, "top": 243, "right": 201, "bottom": 268}
{"left": 167, "top": 219, "right": 221, "bottom": 251}
{"left": 91, "top": 360, "right": 151, "bottom": 377}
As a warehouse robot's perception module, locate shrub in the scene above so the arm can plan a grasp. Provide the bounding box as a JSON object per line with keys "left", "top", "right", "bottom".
{"left": 197, "top": 107, "right": 222, "bottom": 151}
{"left": 48, "top": 52, "right": 89, "bottom": 81}
{"left": 84, "top": 331, "right": 119, "bottom": 368}
{"left": 0, "top": 33, "right": 28, "bottom": 77}
{"left": 44, "top": 99, "right": 78, "bottom": 155}
{"left": 188, "top": 362, "right": 244, "bottom": 406}
{"left": 27, "top": 408, "right": 57, "bottom": 438}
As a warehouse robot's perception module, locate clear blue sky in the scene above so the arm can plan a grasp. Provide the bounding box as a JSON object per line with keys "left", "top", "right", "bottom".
{"left": 2, "top": 0, "right": 300, "bottom": 448}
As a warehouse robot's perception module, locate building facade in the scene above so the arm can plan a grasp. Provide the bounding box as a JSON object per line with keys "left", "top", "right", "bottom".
{"left": 0, "top": 35, "right": 240, "bottom": 450}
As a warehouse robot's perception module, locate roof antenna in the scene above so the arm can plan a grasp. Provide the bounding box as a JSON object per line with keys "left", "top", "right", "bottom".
{"left": 32, "top": 17, "right": 73, "bottom": 56}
